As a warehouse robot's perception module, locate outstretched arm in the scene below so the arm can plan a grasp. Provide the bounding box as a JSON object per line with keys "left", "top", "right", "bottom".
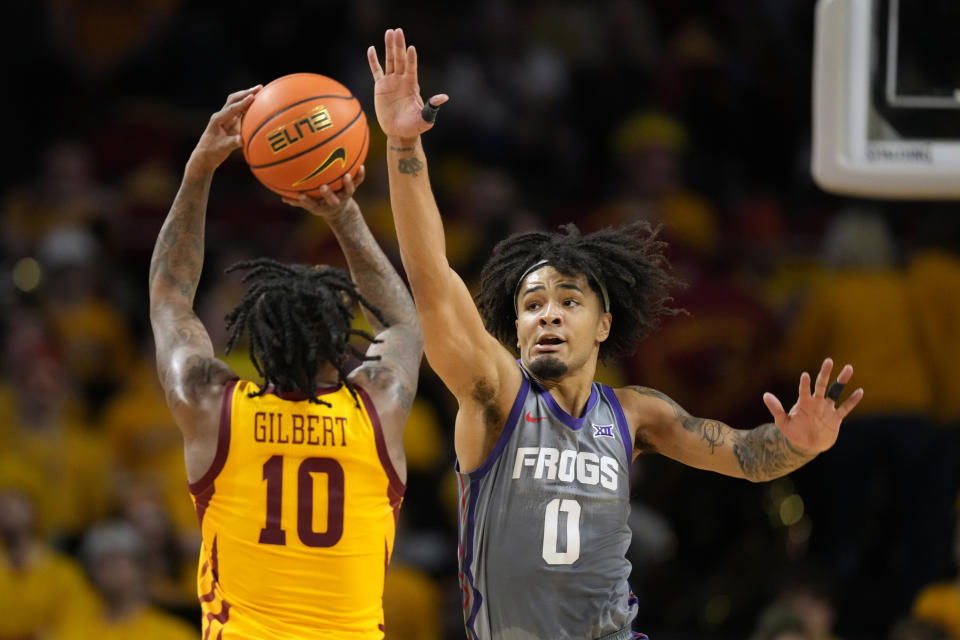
{"left": 149, "top": 87, "right": 260, "bottom": 436}
{"left": 283, "top": 173, "right": 423, "bottom": 418}
{"left": 620, "top": 358, "right": 864, "bottom": 481}
{"left": 368, "top": 28, "right": 521, "bottom": 470}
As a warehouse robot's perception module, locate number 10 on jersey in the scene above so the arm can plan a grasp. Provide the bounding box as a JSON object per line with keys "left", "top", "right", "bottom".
{"left": 259, "top": 455, "right": 345, "bottom": 548}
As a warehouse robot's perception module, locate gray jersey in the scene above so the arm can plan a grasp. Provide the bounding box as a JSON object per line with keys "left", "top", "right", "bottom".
{"left": 456, "top": 366, "right": 637, "bottom": 640}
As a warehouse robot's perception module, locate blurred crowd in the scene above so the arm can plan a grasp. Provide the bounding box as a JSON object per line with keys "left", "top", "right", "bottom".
{"left": 3, "top": 1, "right": 960, "bottom": 639}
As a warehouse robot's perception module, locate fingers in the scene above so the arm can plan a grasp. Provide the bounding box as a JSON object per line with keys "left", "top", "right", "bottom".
{"left": 836, "top": 363, "right": 854, "bottom": 384}
{"left": 384, "top": 29, "right": 395, "bottom": 75}
{"left": 428, "top": 93, "right": 450, "bottom": 107}
{"left": 836, "top": 387, "right": 865, "bottom": 419}
{"left": 340, "top": 173, "right": 356, "bottom": 198}
{"left": 798, "top": 371, "right": 811, "bottom": 398}
{"left": 394, "top": 28, "right": 407, "bottom": 75}
{"left": 317, "top": 185, "right": 340, "bottom": 207}
{"left": 225, "top": 85, "right": 261, "bottom": 105}
{"left": 407, "top": 44, "right": 418, "bottom": 79}
{"left": 368, "top": 46, "right": 384, "bottom": 81}
{"left": 422, "top": 94, "right": 450, "bottom": 124}
{"left": 334, "top": 168, "right": 365, "bottom": 197}
{"left": 763, "top": 392, "right": 787, "bottom": 425}
{"left": 223, "top": 85, "right": 262, "bottom": 111}
{"left": 219, "top": 91, "right": 258, "bottom": 120}
{"left": 282, "top": 188, "right": 339, "bottom": 210}
{"left": 813, "top": 357, "right": 834, "bottom": 398}
{"left": 353, "top": 165, "right": 366, "bottom": 187}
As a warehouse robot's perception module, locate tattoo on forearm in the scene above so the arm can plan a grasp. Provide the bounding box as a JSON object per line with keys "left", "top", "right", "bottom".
{"left": 149, "top": 173, "right": 210, "bottom": 303}
{"left": 327, "top": 208, "right": 418, "bottom": 332}
{"left": 398, "top": 157, "right": 424, "bottom": 177}
{"left": 732, "top": 423, "right": 814, "bottom": 482}
{"left": 626, "top": 385, "right": 812, "bottom": 480}
{"left": 325, "top": 206, "right": 422, "bottom": 398}
{"left": 389, "top": 145, "right": 416, "bottom": 152}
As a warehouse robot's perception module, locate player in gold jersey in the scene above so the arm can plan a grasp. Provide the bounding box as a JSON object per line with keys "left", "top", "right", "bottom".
{"left": 148, "top": 86, "right": 423, "bottom": 639}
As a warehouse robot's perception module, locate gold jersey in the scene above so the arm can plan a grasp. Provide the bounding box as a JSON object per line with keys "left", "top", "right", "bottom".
{"left": 189, "top": 379, "right": 404, "bottom": 639}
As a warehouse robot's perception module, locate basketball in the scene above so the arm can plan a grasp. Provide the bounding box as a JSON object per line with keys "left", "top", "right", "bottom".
{"left": 240, "top": 73, "right": 369, "bottom": 197}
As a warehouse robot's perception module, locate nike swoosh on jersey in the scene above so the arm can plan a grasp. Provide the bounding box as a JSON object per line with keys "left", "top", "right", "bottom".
{"left": 525, "top": 412, "right": 547, "bottom": 423}
{"left": 292, "top": 147, "right": 347, "bottom": 186}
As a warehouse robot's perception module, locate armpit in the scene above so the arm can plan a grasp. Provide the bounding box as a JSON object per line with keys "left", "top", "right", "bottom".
{"left": 633, "top": 429, "right": 657, "bottom": 454}
{"left": 471, "top": 377, "right": 503, "bottom": 429}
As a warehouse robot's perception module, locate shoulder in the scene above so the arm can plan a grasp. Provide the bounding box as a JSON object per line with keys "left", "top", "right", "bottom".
{"left": 612, "top": 385, "right": 686, "bottom": 449}
{"left": 163, "top": 358, "right": 237, "bottom": 439}
{"left": 349, "top": 361, "right": 416, "bottom": 418}
{"left": 613, "top": 385, "right": 684, "bottom": 421}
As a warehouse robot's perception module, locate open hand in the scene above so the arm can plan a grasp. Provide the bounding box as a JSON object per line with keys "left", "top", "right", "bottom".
{"left": 367, "top": 28, "right": 448, "bottom": 140}
{"left": 282, "top": 166, "right": 365, "bottom": 221}
{"left": 763, "top": 358, "right": 864, "bottom": 454}
{"left": 191, "top": 85, "right": 262, "bottom": 173}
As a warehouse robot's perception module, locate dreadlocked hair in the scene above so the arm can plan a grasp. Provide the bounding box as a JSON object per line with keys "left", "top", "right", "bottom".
{"left": 476, "top": 221, "right": 681, "bottom": 361}
{"left": 223, "top": 258, "right": 387, "bottom": 407}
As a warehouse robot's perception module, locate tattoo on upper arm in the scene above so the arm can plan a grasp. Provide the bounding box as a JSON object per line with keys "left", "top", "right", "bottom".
{"left": 356, "top": 362, "right": 416, "bottom": 415}
{"left": 626, "top": 386, "right": 728, "bottom": 453}
{"left": 154, "top": 308, "right": 218, "bottom": 395}
{"left": 398, "top": 157, "right": 424, "bottom": 177}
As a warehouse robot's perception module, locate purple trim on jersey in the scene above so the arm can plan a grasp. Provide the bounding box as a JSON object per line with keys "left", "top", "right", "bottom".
{"left": 601, "top": 385, "right": 633, "bottom": 465}
{"left": 462, "top": 484, "right": 484, "bottom": 640}
{"left": 457, "top": 375, "right": 531, "bottom": 480}
{"left": 540, "top": 382, "right": 599, "bottom": 430}
{"left": 455, "top": 364, "right": 532, "bottom": 637}
{"left": 189, "top": 378, "right": 239, "bottom": 496}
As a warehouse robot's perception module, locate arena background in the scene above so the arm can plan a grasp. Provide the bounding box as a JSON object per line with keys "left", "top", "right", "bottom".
{"left": 3, "top": 2, "right": 959, "bottom": 639}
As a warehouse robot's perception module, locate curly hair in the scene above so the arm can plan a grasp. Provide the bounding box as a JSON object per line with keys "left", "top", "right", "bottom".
{"left": 224, "top": 258, "right": 386, "bottom": 406}
{"left": 475, "top": 222, "right": 680, "bottom": 361}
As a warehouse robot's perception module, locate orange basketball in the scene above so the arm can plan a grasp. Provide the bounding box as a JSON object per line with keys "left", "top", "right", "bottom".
{"left": 241, "top": 73, "right": 369, "bottom": 197}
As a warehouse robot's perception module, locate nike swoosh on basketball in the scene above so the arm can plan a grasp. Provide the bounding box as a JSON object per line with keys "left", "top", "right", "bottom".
{"left": 292, "top": 147, "right": 347, "bottom": 186}
{"left": 525, "top": 412, "right": 547, "bottom": 423}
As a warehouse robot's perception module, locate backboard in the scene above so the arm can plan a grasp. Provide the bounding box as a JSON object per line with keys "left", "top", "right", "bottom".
{"left": 812, "top": 0, "right": 960, "bottom": 199}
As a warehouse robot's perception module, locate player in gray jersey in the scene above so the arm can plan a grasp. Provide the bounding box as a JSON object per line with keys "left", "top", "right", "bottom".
{"left": 367, "top": 28, "right": 865, "bottom": 640}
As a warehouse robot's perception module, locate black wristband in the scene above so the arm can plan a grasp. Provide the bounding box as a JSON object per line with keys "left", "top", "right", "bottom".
{"left": 421, "top": 102, "right": 441, "bottom": 124}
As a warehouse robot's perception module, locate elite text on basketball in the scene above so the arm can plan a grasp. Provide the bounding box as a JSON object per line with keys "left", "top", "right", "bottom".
{"left": 267, "top": 105, "right": 333, "bottom": 153}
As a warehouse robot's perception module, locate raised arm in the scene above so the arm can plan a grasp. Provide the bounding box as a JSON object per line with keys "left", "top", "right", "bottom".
{"left": 149, "top": 87, "right": 259, "bottom": 442}
{"left": 368, "top": 29, "right": 522, "bottom": 469}
{"left": 619, "top": 358, "right": 864, "bottom": 482}
{"left": 283, "top": 172, "right": 423, "bottom": 437}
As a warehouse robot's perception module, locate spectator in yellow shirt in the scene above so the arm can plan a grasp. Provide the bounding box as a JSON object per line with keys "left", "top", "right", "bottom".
{"left": 0, "top": 484, "right": 96, "bottom": 639}
{"left": 60, "top": 521, "right": 196, "bottom": 640}
{"left": 912, "top": 504, "right": 960, "bottom": 640}
{"left": 779, "top": 208, "right": 935, "bottom": 634}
